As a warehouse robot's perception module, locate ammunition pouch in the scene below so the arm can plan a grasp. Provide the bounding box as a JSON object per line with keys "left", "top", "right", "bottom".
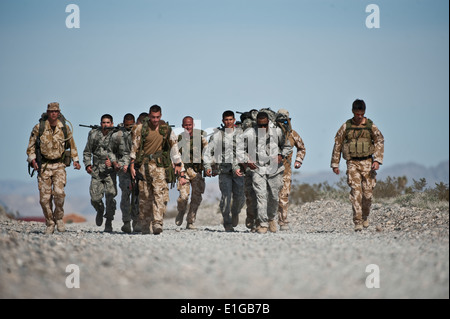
{"left": 343, "top": 140, "right": 374, "bottom": 160}
{"left": 139, "top": 151, "right": 176, "bottom": 186}
{"left": 185, "top": 163, "right": 204, "bottom": 174}
{"left": 63, "top": 150, "right": 72, "bottom": 167}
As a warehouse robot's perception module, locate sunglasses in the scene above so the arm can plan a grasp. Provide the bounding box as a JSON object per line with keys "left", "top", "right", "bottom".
{"left": 258, "top": 123, "right": 268, "bottom": 128}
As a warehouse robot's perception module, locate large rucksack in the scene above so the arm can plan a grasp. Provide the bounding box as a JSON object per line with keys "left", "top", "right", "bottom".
{"left": 240, "top": 107, "right": 292, "bottom": 134}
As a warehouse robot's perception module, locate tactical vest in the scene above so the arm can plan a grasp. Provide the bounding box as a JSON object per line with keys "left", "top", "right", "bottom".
{"left": 136, "top": 118, "right": 175, "bottom": 185}
{"left": 342, "top": 118, "right": 374, "bottom": 159}
{"left": 38, "top": 113, "right": 72, "bottom": 166}
{"left": 178, "top": 129, "right": 205, "bottom": 173}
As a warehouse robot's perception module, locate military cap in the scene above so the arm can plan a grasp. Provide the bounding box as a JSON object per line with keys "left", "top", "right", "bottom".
{"left": 277, "top": 108, "right": 289, "bottom": 117}
{"left": 47, "top": 102, "right": 60, "bottom": 111}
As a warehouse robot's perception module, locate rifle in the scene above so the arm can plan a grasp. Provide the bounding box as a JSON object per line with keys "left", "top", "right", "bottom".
{"left": 129, "top": 165, "right": 144, "bottom": 214}
{"left": 28, "top": 136, "right": 42, "bottom": 177}
{"left": 79, "top": 124, "right": 117, "bottom": 130}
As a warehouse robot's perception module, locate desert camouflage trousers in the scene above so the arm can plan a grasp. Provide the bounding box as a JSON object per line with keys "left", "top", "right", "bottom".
{"left": 177, "top": 167, "right": 205, "bottom": 224}
{"left": 277, "top": 168, "right": 292, "bottom": 226}
{"left": 89, "top": 170, "right": 117, "bottom": 221}
{"left": 253, "top": 170, "right": 284, "bottom": 228}
{"left": 138, "top": 161, "right": 169, "bottom": 231}
{"left": 346, "top": 159, "right": 377, "bottom": 225}
{"left": 219, "top": 173, "right": 245, "bottom": 227}
{"left": 37, "top": 163, "right": 67, "bottom": 226}
{"left": 118, "top": 172, "right": 139, "bottom": 223}
{"left": 244, "top": 171, "right": 257, "bottom": 228}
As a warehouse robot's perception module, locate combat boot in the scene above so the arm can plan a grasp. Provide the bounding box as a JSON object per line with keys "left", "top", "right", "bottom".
{"left": 232, "top": 214, "right": 239, "bottom": 227}
{"left": 175, "top": 211, "right": 185, "bottom": 226}
{"left": 224, "top": 224, "right": 234, "bottom": 232}
{"left": 121, "top": 221, "right": 131, "bottom": 234}
{"left": 104, "top": 219, "right": 113, "bottom": 233}
{"left": 153, "top": 223, "right": 163, "bottom": 235}
{"left": 363, "top": 219, "right": 369, "bottom": 228}
{"left": 268, "top": 220, "right": 277, "bottom": 233}
{"left": 354, "top": 224, "right": 363, "bottom": 232}
{"left": 56, "top": 220, "right": 66, "bottom": 232}
{"left": 256, "top": 226, "right": 268, "bottom": 234}
{"left": 186, "top": 223, "right": 197, "bottom": 230}
{"left": 96, "top": 210, "right": 103, "bottom": 227}
{"left": 245, "top": 217, "right": 254, "bottom": 229}
{"left": 132, "top": 220, "right": 142, "bottom": 233}
{"left": 45, "top": 224, "right": 55, "bottom": 235}
{"left": 141, "top": 224, "right": 151, "bottom": 235}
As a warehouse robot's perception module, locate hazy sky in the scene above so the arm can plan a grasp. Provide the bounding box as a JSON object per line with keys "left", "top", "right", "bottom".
{"left": 0, "top": 0, "right": 448, "bottom": 182}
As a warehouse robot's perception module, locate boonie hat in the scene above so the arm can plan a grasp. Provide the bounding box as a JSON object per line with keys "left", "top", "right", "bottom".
{"left": 47, "top": 102, "right": 60, "bottom": 111}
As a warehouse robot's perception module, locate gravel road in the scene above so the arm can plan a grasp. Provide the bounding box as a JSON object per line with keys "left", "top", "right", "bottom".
{"left": 1, "top": 199, "right": 448, "bottom": 299}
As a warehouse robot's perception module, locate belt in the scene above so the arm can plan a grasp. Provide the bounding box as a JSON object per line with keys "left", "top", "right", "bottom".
{"left": 41, "top": 156, "right": 63, "bottom": 164}
{"left": 351, "top": 156, "right": 372, "bottom": 161}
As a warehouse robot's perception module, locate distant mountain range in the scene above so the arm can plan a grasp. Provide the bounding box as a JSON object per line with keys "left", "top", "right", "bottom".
{"left": 297, "top": 160, "right": 449, "bottom": 187}
{"left": 1, "top": 160, "right": 447, "bottom": 218}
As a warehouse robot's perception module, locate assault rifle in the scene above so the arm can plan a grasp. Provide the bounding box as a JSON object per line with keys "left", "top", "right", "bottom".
{"left": 28, "top": 136, "right": 42, "bottom": 177}
{"left": 79, "top": 124, "right": 117, "bottom": 130}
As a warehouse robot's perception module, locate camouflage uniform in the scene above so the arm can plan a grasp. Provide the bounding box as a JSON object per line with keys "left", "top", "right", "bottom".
{"left": 331, "top": 118, "right": 384, "bottom": 226}
{"left": 83, "top": 128, "right": 124, "bottom": 222}
{"left": 176, "top": 129, "right": 208, "bottom": 227}
{"left": 278, "top": 129, "right": 306, "bottom": 227}
{"left": 130, "top": 120, "right": 183, "bottom": 233}
{"left": 236, "top": 125, "right": 293, "bottom": 229}
{"left": 26, "top": 105, "right": 80, "bottom": 228}
{"left": 204, "top": 127, "right": 245, "bottom": 230}
{"left": 116, "top": 125, "right": 137, "bottom": 224}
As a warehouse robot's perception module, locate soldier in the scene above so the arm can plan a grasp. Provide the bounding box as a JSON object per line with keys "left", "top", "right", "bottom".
{"left": 331, "top": 99, "right": 384, "bottom": 231}
{"left": 83, "top": 114, "right": 124, "bottom": 232}
{"left": 235, "top": 112, "right": 292, "bottom": 234}
{"left": 237, "top": 110, "right": 258, "bottom": 232}
{"left": 129, "top": 104, "right": 185, "bottom": 235}
{"left": 204, "top": 111, "right": 245, "bottom": 232}
{"left": 175, "top": 116, "right": 208, "bottom": 230}
{"left": 276, "top": 109, "right": 306, "bottom": 231}
{"left": 117, "top": 113, "right": 138, "bottom": 233}
{"left": 137, "top": 112, "right": 148, "bottom": 124}
{"left": 26, "top": 102, "right": 81, "bottom": 234}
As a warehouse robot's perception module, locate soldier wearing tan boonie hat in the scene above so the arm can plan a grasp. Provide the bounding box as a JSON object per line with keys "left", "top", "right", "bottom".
{"left": 26, "top": 102, "right": 81, "bottom": 234}
{"left": 47, "top": 102, "right": 60, "bottom": 111}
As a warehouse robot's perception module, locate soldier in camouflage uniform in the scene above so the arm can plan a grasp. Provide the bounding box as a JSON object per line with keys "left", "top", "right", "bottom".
{"left": 204, "top": 111, "right": 245, "bottom": 232}
{"left": 83, "top": 114, "right": 125, "bottom": 232}
{"left": 276, "top": 109, "right": 306, "bottom": 231}
{"left": 331, "top": 99, "right": 384, "bottom": 231}
{"left": 236, "top": 110, "right": 258, "bottom": 232}
{"left": 175, "top": 116, "right": 208, "bottom": 230}
{"left": 129, "top": 105, "right": 185, "bottom": 235}
{"left": 27, "top": 102, "right": 81, "bottom": 234}
{"left": 117, "top": 113, "right": 138, "bottom": 233}
{"left": 235, "top": 112, "right": 292, "bottom": 233}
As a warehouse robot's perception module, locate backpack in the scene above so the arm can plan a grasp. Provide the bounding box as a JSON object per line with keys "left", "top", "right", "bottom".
{"left": 241, "top": 107, "right": 292, "bottom": 134}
